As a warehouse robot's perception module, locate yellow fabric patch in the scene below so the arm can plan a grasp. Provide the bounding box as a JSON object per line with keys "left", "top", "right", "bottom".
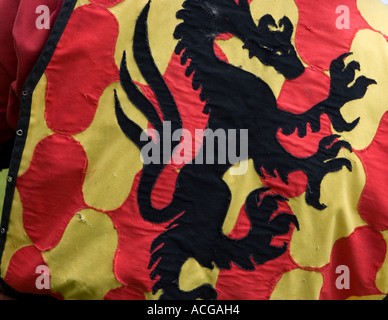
{"left": 357, "top": 0, "right": 388, "bottom": 36}
{"left": 42, "top": 209, "right": 121, "bottom": 300}
{"left": 0, "top": 188, "right": 33, "bottom": 278}
{"left": 270, "top": 269, "right": 324, "bottom": 300}
{"left": 222, "top": 159, "right": 264, "bottom": 236}
{"left": 110, "top": 0, "right": 183, "bottom": 85}
{"left": 337, "top": 29, "right": 388, "bottom": 150}
{"left": 289, "top": 150, "right": 367, "bottom": 268}
{"left": 75, "top": 82, "right": 147, "bottom": 211}
{"left": 179, "top": 258, "right": 219, "bottom": 292}
{"left": 249, "top": 0, "right": 299, "bottom": 26}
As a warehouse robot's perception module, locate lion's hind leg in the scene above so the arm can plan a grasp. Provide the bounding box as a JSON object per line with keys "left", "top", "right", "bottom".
{"left": 149, "top": 223, "right": 218, "bottom": 300}
{"left": 214, "top": 188, "right": 298, "bottom": 270}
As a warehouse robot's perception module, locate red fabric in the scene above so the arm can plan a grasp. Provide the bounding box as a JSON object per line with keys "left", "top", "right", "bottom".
{"left": 45, "top": 4, "right": 119, "bottom": 135}
{"left": 105, "top": 171, "right": 170, "bottom": 299}
{"left": 0, "top": 0, "right": 63, "bottom": 155}
{"left": 319, "top": 226, "right": 386, "bottom": 300}
{"left": 18, "top": 134, "right": 88, "bottom": 251}
{"left": 294, "top": 0, "right": 371, "bottom": 71}
{"left": 4, "top": 245, "right": 63, "bottom": 299}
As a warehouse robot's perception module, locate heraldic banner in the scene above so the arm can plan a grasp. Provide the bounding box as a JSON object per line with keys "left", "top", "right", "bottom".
{"left": 1, "top": 0, "right": 388, "bottom": 300}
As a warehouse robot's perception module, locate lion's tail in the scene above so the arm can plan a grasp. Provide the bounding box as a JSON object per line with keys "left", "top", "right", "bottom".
{"left": 115, "top": 1, "right": 183, "bottom": 223}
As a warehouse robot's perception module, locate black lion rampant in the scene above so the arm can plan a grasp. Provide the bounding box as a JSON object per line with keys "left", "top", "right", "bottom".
{"left": 113, "top": 0, "right": 375, "bottom": 299}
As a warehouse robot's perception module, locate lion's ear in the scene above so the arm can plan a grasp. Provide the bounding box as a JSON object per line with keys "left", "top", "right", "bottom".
{"left": 258, "top": 14, "right": 278, "bottom": 36}
{"left": 279, "top": 16, "right": 293, "bottom": 40}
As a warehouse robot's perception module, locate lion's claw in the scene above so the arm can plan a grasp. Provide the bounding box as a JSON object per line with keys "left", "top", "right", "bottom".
{"left": 304, "top": 134, "right": 353, "bottom": 210}
{"left": 329, "top": 52, "right": 376, "bottom": 103}
{"left": 323, "top": 52, "right": 376, "bottom": 133}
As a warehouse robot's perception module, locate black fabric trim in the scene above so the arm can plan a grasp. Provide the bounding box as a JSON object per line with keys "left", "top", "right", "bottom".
{"left": 0, "top": 0, "right": 77, "bottom": 299}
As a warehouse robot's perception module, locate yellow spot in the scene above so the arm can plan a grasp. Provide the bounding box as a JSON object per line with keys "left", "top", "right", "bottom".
{"left": 179, "top": 258, "right": 219, "bottom": 292}
{"left": 357, "top": 0, "right": 388, "bottom": 36}
{"left": 75, "top": 82, "right": 147, "bottom": 211}
{"left": 338, "top": 29, "right": 388, "bottom": 150}
{"left": 43, "top": 209, "right": 121, "bottom": 300}
{"left": 75, "top": 212, "right": 88, "bottom": 223}
{"left": 270, "top": 269, "right": 324, "bottom": 300}
{"left": 222, "top": 159, "right": 264, "bottom": 236}
{"left": 289, "top": 150, "right": 366, "bottom": 268}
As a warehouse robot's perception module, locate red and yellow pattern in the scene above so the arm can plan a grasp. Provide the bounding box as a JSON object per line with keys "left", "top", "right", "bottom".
{"left": 1, "top": 0, "right": 388, "bottom": 300}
